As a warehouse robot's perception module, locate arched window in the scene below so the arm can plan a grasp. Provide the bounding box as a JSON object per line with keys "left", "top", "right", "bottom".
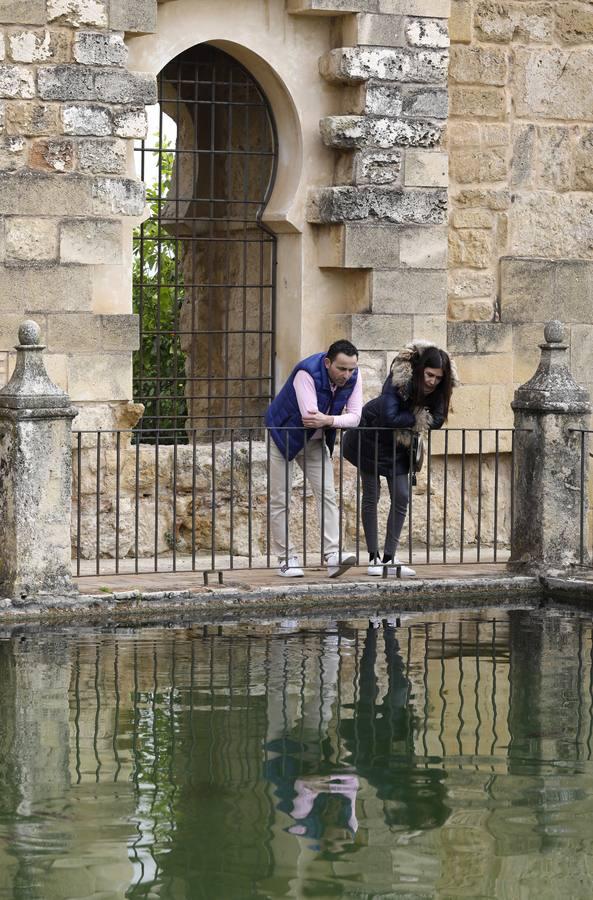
{"left": 134, "top": 44, "right": 278, "bottom": 436}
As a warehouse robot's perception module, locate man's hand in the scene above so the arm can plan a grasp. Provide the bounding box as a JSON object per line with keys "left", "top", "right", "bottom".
{"left": 302, "top": 410, "right": 333, "bottom": 429}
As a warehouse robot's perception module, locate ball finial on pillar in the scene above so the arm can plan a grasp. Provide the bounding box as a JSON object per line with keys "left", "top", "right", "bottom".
{"left": 18, "top": 320, "right": 41, "bottom": 347}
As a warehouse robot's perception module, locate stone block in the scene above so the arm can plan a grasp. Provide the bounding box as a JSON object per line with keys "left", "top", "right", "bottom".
{"left": 94, "top": 69, "right": 156, "bottom": 104}
{"left": 511, "top": 323, "right": 543, "bottom": 384}
{"left": 450, "top": 147, "right": 507, "bottom": 184}
{"left": 451, "top": 208, "right": 493, "bottom": 228}
{"left": 449, "top": 229, "right": 492, "bottom": 268}
{"left": 73, "top": 31, "right": 127, "bottom": 66}
{"left": 450, "top": 85, "right": 506, "bottom": 118}
{"left": 380, "top": 0, "right": 450, "bottom": 14}
{"left": 573, "top": 128, "right": 593, "bottom": 191}
{"left": 556, "top": 2, "right": 593, "bottom": 45}
{"left": 570, "top": 324, "right": 593, "bottom": 385}
{"left": 412, "top": 314, "right": 446, "bottom": 346}
{"left": 488, "top": 383, "right": 513, "bottom": 428}
{"left": 474, "top": 322, "right": 513, "bottom": 353}
{"left": 308, "top": 185, "right": 447, "bottom": 224}
{"left": 447, "top": 122, "right": 480, "bottom": 146}
{"left": 400, "top": 224, "right": 447, "bottom": 268}
{"left": 356, "top": 350, "right": 388, "bottom": 398}
{"left": 29, "top": 137, "right": 74, "bottom": 171}
{"left": 509, "top": 193, "right": 593, "bottom": 258}
{"left": 449, "top": 0, "right": 472, "bottom": 42}
{"left": 0, "top": 312, "right": 44, "bottom": 348}
{"left": 62, "top": 103, "right": 111, "bottom": 135}
{"left": 60, "top": 218, "right": 122, "bottom": 264}
{"left": 0, "top": 264, "right": 92, "bottom": 312}
{"left": 405, "top": 18, "right": 449, "bottom": 48}
{"left": 0, "top": 171, "right": 92, "bottom": 215}
{"left": 5, "top": 101, "right": 60, "bottom": 135}
{"left": 288, "top": 0, "right": 380, "bottom": 12}
{"left": 514, "top": 49, "right": 593, "bottom": 120}
{"left": 92, "top": 176, "right": 145, "bottom": 215}
{"left": 351, "top": 312, "right": 413, "bottom": 349}
{"left": 344, "top": 13, "right": 404, "bottom": 46}
{"left": 538, "top": 126, "right": 571, "bottom": 191}
{"left": 447, "top": 321, "right": 478, "bottom": 353}
{"left": 112, "top": 105, "right": 146, "bottom": 138}
{"left": 510, "top": 124, "right": 535, "bottom": 188}
{"left": 68, "top": 352, "right": 131, "bottom": 400}
{"left": 372, "top": 268, "right": 447, "bottom": 313}
{"left": 404, "top": 149, "right": 447, "bottom": 186}
{"left": 481, "top": 123, "right": 509, "bottom": 147}
{"left": 402, "top": 85, "right": 447, "bottom": 118}
{"left": 446, "top": 383, "right": 490, "bottom": 429}
{"left": 341, "top": 148, "right": 402, "bottom": 185}
{"left": 321, "top": 114, "right": 442, "bottom": 149}
{"left": 99, "top": 313, "right": 139, "bottom": 351}
{"left": 0, "top": 134, "right": 25, "bottom": 170}
{"left": 1, "top": 1, "right": 46, "bottom": 24}
{"left": 47, "top": 311, "right": 100, "bottom": 351}
{"left": 318, "top": 223, "right": 399, "bottom": 268}
{"left": 455, "top": 188, "right": 510, "bottom": 210}
{"left": 37, "top": 65, "right": 95, "bottom": 101}
{"left": 474, "top": 1, "right": 553, "bottom": 43}
{"left": 364, "top": 82, "right": 403, "bottom": 115}
{"left": 8, "top": 29, "right": 69, "bottom": 63}
{"left": 447, "top": 297, "right": 494, "bottom": 320}
{"left": 109, "top": 0, "right": 157, "bottom": 32}
{"left": 449, "top": 46, "right": 508, "bottom": 86}
{"left": 0, "top": 65, "right": 35, "bottom": 98}
{"left": 320, "top": 46, "right": 448, "bottom": 85}
{"left": 77, "top": 137, "right": 126, "bottom": 173}
{"left": 5, "top": 216, "right": 58, "bottom": 261}
{"left": 47, "top": 0, "right": 107, "bottom": 27}
{"left": 500, "top": 257, "right": 556, "bottom": 323}
{"left": 448, "top": 268, "right": 495, "bottom": 298}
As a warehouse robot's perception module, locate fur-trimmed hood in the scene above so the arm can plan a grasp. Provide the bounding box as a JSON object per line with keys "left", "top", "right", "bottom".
{"left": 390, "top": 339, "right": 460, "bottom": 396}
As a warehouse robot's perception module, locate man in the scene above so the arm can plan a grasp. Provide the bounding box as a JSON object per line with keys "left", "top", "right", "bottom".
{"left": 265, "top": 340, "right": 362, "bottom": 577}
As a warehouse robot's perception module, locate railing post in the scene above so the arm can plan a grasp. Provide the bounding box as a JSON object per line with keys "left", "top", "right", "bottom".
{"left": 510, "top": 320, "right": 591, "bottom": 574}
{"left": 0, "top": 321, "right": 78, "bottom": 603}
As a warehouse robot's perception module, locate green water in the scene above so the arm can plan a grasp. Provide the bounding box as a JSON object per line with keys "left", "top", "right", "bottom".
{"left": 1, "top": 607, "right": 593, "bottom": 898}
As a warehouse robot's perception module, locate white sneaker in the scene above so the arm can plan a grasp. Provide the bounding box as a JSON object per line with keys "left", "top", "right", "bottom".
{"left": 325, "top": 551, "right": 356, "bottom": 578}
{"left": 367, "top": 559, "right": 416, "bottom": 578}
{"left": 277, "top": 556, "right": 304, "bottom": 578}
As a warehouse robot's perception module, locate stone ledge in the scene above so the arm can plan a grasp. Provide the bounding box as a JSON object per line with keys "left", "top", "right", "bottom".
{"left": 320, "top": 46, "right": 448, "bottom": 84}
{"left": 321, "top": 114, "right": 443, "bottom": 149}
{"left": 308, "top": 184, "right": 447, "bottom": 223}
{"left": 288, "top": 0, "right": 379, "bottom": 13}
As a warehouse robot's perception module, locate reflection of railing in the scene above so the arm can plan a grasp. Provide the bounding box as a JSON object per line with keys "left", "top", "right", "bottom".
{"left": 71, "top": 426, "right": 518, "bottom": 577}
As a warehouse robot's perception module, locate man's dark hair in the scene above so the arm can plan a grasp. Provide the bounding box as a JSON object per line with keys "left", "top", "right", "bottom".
{"left": 326, "top": 339, "right": 359, "bottom": 362}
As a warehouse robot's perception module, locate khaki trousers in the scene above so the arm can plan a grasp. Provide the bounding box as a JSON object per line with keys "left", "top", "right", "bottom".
{"left": 269, "top": 439, "right": 340, "bottom": 561}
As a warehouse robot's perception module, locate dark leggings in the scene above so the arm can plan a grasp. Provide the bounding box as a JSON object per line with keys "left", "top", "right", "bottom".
{"left": 360, "top": 471, "right": 410, "bottom": 560}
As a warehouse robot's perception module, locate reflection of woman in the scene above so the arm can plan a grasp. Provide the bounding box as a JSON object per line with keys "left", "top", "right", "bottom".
{"left": 343, "top": 341, "right": 458, "bottom": 577}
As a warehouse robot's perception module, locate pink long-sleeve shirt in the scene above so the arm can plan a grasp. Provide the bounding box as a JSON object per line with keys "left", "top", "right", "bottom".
{"left": 293, "top": 369, "right": 363, "bottom": 438}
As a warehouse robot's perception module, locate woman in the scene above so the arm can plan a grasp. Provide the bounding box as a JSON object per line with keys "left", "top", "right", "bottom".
{"left": 343, "top": 341, "right": 458, "bottom": 577}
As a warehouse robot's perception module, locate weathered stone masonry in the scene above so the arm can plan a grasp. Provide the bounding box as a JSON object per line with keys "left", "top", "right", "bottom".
{"left": 0, "top": 0, "right": 157, "bottom": 430}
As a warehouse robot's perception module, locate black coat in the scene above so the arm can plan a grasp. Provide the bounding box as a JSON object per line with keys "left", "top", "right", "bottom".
{"left": 342, "top": 376, "right": 445, "bottom": 477}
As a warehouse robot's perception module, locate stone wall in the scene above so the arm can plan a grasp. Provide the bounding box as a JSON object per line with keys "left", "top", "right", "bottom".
{"left": 0, "top": 0, "right": 157, "bottom": 430}
{"left": 448, "top": 0, "right": 593, "bottom": 419}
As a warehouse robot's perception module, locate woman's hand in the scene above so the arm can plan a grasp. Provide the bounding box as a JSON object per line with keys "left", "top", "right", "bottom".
{"left": 302, "top": 410, "right": 333, "bottom": 428}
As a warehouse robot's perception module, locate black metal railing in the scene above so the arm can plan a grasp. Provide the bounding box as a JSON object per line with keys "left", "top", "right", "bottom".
{"left": 71, "top": 426, "right": 516, "bottom": 578}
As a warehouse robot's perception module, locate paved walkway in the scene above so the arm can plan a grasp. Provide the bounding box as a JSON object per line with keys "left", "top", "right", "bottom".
{"left": 74, "top": 560, "right": 510, "bottom": 596}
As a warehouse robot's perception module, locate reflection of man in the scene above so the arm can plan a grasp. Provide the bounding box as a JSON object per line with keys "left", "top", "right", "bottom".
{"left": 289, "top": 774, "right": 360, "bottom": 840}
{"left": 265, "top": 340, "right": 362, "bottom": 578}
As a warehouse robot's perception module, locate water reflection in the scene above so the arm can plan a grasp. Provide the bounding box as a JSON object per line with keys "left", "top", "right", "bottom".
{"left": 1, "top": 609, "right": 593, "bottom": 898}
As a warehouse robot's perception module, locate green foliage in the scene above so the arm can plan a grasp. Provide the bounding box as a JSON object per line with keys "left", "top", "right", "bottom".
{"left": 133, "top": 141, "right": 187, "bottom": 432}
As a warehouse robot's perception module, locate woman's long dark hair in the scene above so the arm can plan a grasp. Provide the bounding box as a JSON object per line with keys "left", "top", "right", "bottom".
{"left": 410, "top": 346, "right": 454, "bottom": 420}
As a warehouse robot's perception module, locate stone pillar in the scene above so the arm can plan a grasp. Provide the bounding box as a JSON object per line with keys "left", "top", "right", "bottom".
{"left": 510, "top": 320, "right": 591, "bottom": 573}
{"left": 0, "top": 320, "right": 78, "bottom": 602}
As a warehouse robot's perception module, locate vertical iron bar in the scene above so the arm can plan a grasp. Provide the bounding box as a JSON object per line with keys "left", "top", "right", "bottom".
{"left": 172, "top": 430, "right": 178, "bottom": 572}
{"left": 460, "top": 429, "right": 466, "bottom": 564}
{"left": 355, "top": 429, "right": 361, "bottom": 564}
{"left": 230, "top": 429, "right": 235, "bottom": 569}
{"left": 320, "top": 432, "right": 326, "bottom": 565}
{"left": 248, "top": 430, "right": 253, "bottom": 568}
{"left": 95, "top": 430, "right": 101, "bottom": 576}
{"left": 581, "top": 429, "right": 586, "bottom": 564}
{"left": 211, "top": 430, "right": 216, "bottom": 571}
{"left": 115, "top": 431, "right": 121, "bottom": 575}
{"left": 302, "top": 435, "right": 307, "bottom": 567}
{"left": 494, "top": 429, "right": 499, "bottom": 563}
{"left": 443, "top": 430, "right": 448, "bottom": 564}
{"left": 266, "top": 429, "right": 271, "bottom": 568}
{"left": 191, "top": 429, "right": 197, "bottom": 571}
{"left": 134, "top": 437, "right": 140, "bottom": 573}
{"left": 477, "top": 429, "right": 483, "bottom": 564}
{"left": 154, "top": 430, "right": 160, "bottom": 572}
{"left": 426, "top": 429, "right": 432, "bottom": 565}
{"left": 76, "top": 431, "right": 82, "bottom": 577}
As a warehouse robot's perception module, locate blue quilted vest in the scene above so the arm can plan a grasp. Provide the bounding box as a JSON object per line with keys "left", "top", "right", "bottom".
{"left": 265, "top": 352, "right": 358, "bottom": 461}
